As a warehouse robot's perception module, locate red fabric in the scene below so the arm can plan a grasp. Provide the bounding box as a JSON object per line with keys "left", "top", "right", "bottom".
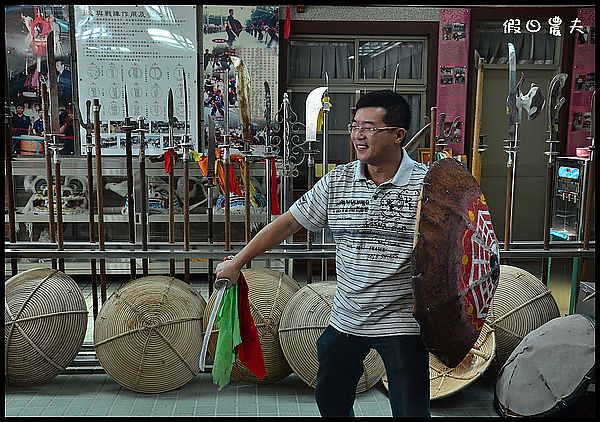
{"left": 235, "top": 271, "right": 266, "bottom": 380}
{"left": 284, "top": 5, "right": 291, "bottom": 40}
{"left": 270, "top": 158, "right": 281, "bottom": 215}
{"left": 228, "top": 161, "right": 243, "bottom": 196}
{"left": 164, "top": 148, "right": 176, "bottom": 174}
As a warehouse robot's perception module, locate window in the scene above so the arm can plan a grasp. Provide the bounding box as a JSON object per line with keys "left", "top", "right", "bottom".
{"left": 474, "top": 23, "right": 560, "bottom": 65}
{"left": 287, "top": 36, "right": 428, "bottom": 166}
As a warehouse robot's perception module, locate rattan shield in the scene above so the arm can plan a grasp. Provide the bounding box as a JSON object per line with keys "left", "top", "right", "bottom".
{"left": 495, "top": 314, "right": 595, "bottom": 417}
{"left": 5, "top": 267, "right": 88, "bottom": 386}
{"left": 485, "top": 265, "right": 560, "bottom": 373}
{"left": 278, "top": 282, "right": 385, "bottom": 393}
{"left": 94, "top": 276, "right": 206, "bottom": 393}
{"left": 203, "top": 268, "right": 300, "bottom": 384}
{"left": 382, "top": 323, "right": 495, "bottom": 400}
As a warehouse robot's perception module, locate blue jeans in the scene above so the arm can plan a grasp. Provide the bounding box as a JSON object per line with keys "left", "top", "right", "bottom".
{"left": 315, "top": 325, "right": 430, "bottom": 417}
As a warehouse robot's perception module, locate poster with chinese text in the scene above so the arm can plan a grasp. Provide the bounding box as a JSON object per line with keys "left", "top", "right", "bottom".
{"left": 74, "top": 5, "right": 199, "bottom": 156}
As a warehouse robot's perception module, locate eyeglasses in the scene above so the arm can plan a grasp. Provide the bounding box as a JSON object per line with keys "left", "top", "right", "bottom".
{"left": 347, "top": 124, "right": 401, "bottom": 135}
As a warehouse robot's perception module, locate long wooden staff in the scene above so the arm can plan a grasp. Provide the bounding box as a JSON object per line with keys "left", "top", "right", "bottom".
{"left": 206, "top": 117, "right": 217, "bottom": 296}
{"left": 181, "top": 70, "right": 191, "bottom": 283}
{"left": 5, "top": 104, "right": 18, "bottom": 276}
{"left": 136, "top": 116, "right": 150, "bottom": 276}
{"left": 582, "top": 90, "right": 595, "bottom": 250}
{"left": 78, "top": 99, "right": 99, "bottom": 318}
{"left": 46, "top": 31, "right": 65, "bottom": 272}
{"left": 231, "top": 56, "right": 253, "bottom": 255}
{"left": 166, "top": 87, "right": 176, "bottom": 277}
{"left": 93, "top": 98, "right": 107, "bottom": 302}
{"left": 471, "top": 52, "right": 485, "bottom": 183}
{"left": 222, "top": 69, "right": 232, "bottom": 252}
{"left": 123, "top": 86, "right": 137, "bottom": 277}
{"left": 4, "top": 37, "right": 17, "bottom": 275}
{"left": 428, "top": 106, "right": 437, "bottom": 166}
{"left": 40, "top": 79, "right": 57, "bottom": 269}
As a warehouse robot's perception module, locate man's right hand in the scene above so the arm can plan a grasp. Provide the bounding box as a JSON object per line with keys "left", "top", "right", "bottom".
{"left": 214, "top": 257, "right": 243, "bottom": 285}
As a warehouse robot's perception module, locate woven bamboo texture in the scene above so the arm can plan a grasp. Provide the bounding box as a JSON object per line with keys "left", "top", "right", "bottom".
{"left": 485, "top": 265, "right": 560, "bottom": 373}
{"left": 94, "top": 276, "right": 207, "bottom": 393}
{"left": 278, "top": 282, "right": 385, "bottom": 393}
{"left": 5, "top": 267, "right": 88, "bottom": 386}
{"left": 383, "top": 324, "right": 495, "bottom": 400}
{"left": 203, "top": 268, "right": 300, "bottom": 384}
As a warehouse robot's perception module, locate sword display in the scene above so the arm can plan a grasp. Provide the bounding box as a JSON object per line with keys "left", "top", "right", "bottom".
{"left": 166, "top": 87, "right": 176, "bottom": 277}
{"left": 75, "top": 99, "right": 99, "bottom": 318}
{"left": 503, "top": 42, "right": 545, "bottom": 252}
{"left": 135, "top": 115, "right": 150, "bottom": 276}
{"left": 39, "top": 81, "right": 57, "bottom": 269}
{"left": 199, "top": 277, "right": 233, "bottom": 371}
{"left": 180, "top": 69, "right": 192, "bottom": 284}
{"left": 122, "top": 86, "right": 137, "bottom": 277}
{"left": 46, "top": 31, "right": 65, "bottom": 272}
{"left": 93, "top": 98, "right": 107, "bottom": 302}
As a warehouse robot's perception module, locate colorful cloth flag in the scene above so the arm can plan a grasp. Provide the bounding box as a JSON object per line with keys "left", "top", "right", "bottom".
{"left": 212, "top": 283, "right": 241, "bottom": 390}
{"left": 211, "top": 258, "right": 266, "bottom": 389}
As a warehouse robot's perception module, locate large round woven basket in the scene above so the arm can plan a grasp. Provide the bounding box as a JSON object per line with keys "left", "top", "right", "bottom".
{"left": 278, "top": 282, "right": 385, "bottom": 393}
{"left": 382, "top": 323, "right": 495, "bottom": 400}
{"left": 94, "top": 276, "right": 206, "bottom": 393}
{"left": 5, "top": 267, "right": 88, "bottom": 386}
{"left": 203, "top": 268, "right": 300, "bottom": 384}
{"left": 485, "top": 265, "right": 560, "bottom": 373}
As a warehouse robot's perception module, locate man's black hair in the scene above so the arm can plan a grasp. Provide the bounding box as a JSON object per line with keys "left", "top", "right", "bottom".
{"left": 355, "top": 90, "right": 411, "bottom": 131}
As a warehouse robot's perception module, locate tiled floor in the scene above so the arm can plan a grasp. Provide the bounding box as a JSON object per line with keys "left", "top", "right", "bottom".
{"left": 5, "top": 269, "right": 501, "bottom": 418}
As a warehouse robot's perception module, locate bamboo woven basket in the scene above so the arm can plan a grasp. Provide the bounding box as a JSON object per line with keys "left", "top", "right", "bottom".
{"left": 278, "top": 282, "right": 385, "bottom": 393}
{"left": 94, "top": 276, "right": 206, "bottom": 393}
{"left": 485, "top": 265, "right": 560, "bottom": 373}
{"left": 382, "top": 322, "right": 496, "bottom": 400}
{"left": 5, "top": 267, "right": 88, "bottom": 386}
{"left": 202, "top": 268, "right": 300, "bottom": 384}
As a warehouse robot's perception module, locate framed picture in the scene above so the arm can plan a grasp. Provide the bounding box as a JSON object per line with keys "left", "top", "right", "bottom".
{"left": 418, "top": 148, "right": 452, "bottom": 165}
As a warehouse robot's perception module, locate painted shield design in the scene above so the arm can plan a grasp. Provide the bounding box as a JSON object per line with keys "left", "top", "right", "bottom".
{"left": 412, "top": 158, "right": 500, "bottom": 368}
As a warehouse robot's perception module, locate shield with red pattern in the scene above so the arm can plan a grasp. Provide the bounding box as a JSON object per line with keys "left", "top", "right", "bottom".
{"left": 412, "top": 158, "right": 500, "bottom": 368}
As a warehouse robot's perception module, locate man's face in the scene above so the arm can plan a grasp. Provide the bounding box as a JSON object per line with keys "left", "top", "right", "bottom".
{"left": 56, "top": 62, "right": 64, "bottom": 72}
{"left": 350, "top": 107, "right": 406, "bottom": 166}
{"left": 16, "top": 106, "right": 24, "bottom": 115}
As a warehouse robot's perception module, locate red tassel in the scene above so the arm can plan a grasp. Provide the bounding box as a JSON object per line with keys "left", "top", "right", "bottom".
{"left": 270, "top": 158, "right": 281, "bottom": 215}
{"left": 164, "top": 148, "right": 176, "bottom": 174}
{"left": 284, "top": 5, "right": 291, "bottom": 40}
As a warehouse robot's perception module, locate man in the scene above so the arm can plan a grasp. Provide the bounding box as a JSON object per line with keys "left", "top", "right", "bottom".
{"left": 55, "top": 59, "right": 72, "bottom": 102}
{"left": 225, "top": 8, "right": 241, "bottom": 47}
{"left": 11, "top": 103, "right": 33, "bottom": 154}
{"left": 215, "top": 90, "right": 430, "bottom": 417}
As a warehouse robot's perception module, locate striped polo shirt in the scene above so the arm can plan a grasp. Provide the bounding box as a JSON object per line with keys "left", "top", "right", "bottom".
{"left": 289, "top": 149, "right": 428, "bottom": 337}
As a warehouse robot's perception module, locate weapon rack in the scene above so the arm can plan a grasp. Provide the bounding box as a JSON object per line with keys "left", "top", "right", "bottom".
{"left": 5, "top": 156, "right": 272, "bottom": 275}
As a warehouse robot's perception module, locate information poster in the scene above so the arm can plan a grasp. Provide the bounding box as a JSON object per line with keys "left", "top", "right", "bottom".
{"left": 74, "top": 5, "right": 199, "bottom": 156}
{"left": 202, "top": 5, "right": 279, "bottom": 153}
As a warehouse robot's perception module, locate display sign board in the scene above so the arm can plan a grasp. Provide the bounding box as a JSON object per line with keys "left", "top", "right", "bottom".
{"left": 74, "top": 5, "right": 199, "bottom": 156}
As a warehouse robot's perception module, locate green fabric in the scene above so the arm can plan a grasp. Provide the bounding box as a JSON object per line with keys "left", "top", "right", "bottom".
{"left": 212, "top": 284, "right": 241, "bottom": 390}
